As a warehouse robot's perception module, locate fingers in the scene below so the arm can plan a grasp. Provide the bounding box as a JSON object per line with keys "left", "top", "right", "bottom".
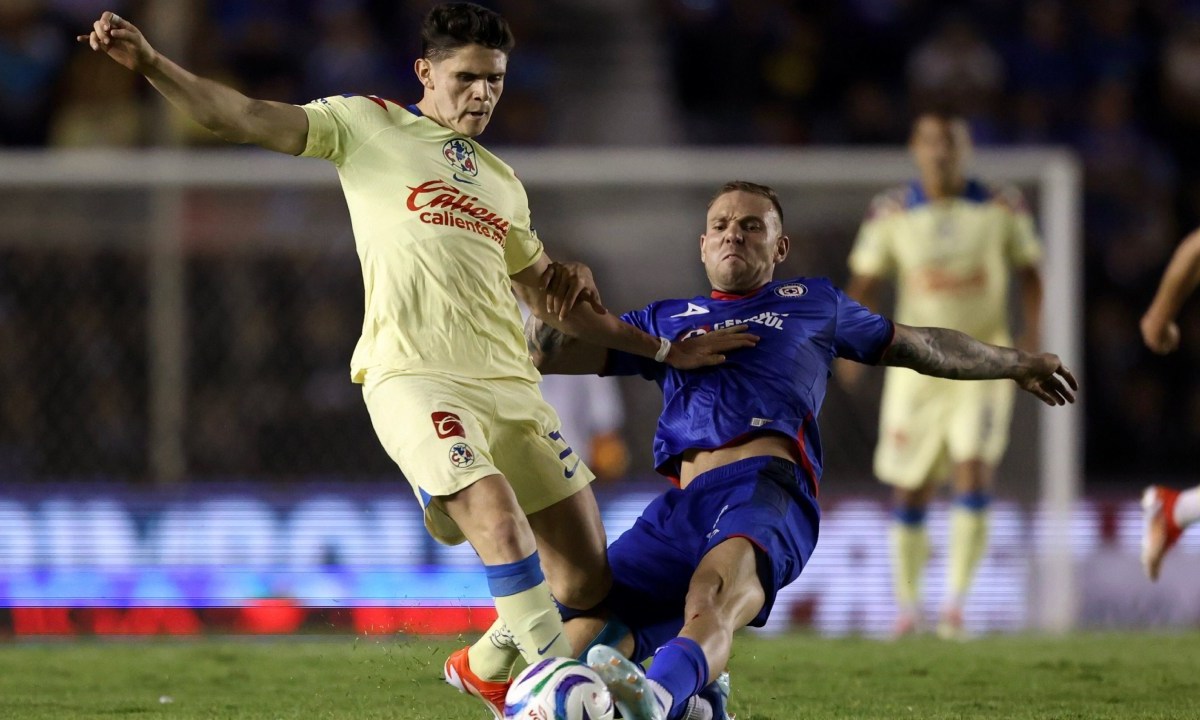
{"left": 586, "top": 295, "right": 608, "bottom": 316}
{"left": 1056, "top": 364, "right": 1078, "bottom": 391}
{"left": 1043, "top": 376, "right": 1074, "bottom": 405}
{"left": 558, "top": 284, "right": 584, "bottom": 321}
{"left": 708, "top": 324, "right": 750, "bottom": 335}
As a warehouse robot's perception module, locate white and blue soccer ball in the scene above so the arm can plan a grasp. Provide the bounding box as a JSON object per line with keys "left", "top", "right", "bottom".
{"left": 503, "top": 656, "right": 615, "bottom": 720}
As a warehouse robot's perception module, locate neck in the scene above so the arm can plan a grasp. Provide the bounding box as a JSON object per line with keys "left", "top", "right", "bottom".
{"left": 415, "top": 98, "right": 450, "bottom": 130}
{"left": 921, "top": 175, "right": 964, "bottom": 201}
{"left": 711, "top": 281, "right": 768, "bottom": 299}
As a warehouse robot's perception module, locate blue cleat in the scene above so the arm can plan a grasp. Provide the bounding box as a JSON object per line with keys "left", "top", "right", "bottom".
{"left": 586, "top": 644, "right": 666, "bottom": 720}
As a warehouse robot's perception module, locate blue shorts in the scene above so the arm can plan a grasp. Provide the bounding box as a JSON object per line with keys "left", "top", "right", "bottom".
{"left": 605, "top": 456, "right": 820, "bottom": 661}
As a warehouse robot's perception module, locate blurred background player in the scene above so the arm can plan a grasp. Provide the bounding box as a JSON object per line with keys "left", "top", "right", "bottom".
{"left": 1140, "top": 227, "right": 1200, "bottom": 581}
{"left": 528, "top": 181, "right": 1075, "bottom": 720}
{"left": 845, "top": 110, "right": 1044, "bottom": 639}
{"left": 77, "top": 5, "right": 742, "bottom": 717}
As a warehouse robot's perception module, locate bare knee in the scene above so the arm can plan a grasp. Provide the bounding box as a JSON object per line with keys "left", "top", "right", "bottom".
{"left": 684, "top": 566, "right": 764, "bottom": 633}
{"left": 548, "top": 567, "right": 608, "bottom": 610}
{"left": 894, "top": 482, "right": 934, "bottom": 510}
{"left": 953, "top": 460, "right": 993, "bottom": 495}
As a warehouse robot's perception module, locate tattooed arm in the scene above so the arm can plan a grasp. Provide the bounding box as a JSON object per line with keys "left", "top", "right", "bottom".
{"left": 880, "top": 324, "right": 1078, "bottom": 406}
{"left": 524, "top": 312, "right": 609, "bottom": 375}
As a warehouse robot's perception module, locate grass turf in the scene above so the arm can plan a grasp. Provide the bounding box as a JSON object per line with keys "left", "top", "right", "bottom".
{"left": 0, "top": 632, "right": 1197, "bottom": 719}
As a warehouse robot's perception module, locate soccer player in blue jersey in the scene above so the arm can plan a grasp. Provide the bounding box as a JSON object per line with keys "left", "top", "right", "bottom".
{"left": 525, "top": 181, "right": 1077, "bottom": 720}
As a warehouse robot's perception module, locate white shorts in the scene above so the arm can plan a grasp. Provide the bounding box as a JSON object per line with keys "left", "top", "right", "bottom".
{"left": 873, "top": 369, "right": 1014, "bottom": 489}
{"left": 362, "top": 368, "right": 595, "bottom": 545}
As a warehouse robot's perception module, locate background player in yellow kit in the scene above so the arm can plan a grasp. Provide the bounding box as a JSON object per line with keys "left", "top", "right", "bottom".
{"left": 1140, "top": 227, "right": 1200, "bottom": 581}
{"left": 846, "top": 111, "right": 1044, "bottom": 639}
{"left": 78, "top": 5, "right": 752, "bottom": 716}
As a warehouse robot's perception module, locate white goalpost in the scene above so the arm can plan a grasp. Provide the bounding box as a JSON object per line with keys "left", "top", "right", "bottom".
{"left": 0, "top": 147, "right": 1083, "bottom": 632}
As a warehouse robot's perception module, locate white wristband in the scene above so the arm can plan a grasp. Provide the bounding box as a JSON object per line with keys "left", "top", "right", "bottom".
{"left": 654, "top": 337, "right": 672, "bottom": 363}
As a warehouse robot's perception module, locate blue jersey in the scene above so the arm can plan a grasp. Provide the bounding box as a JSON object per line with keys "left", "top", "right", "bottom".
{"left": 604, "top": 277, "right": 894, "bottom": 484}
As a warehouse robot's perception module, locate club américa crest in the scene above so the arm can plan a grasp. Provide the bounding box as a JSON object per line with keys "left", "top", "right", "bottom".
{"left": 442, "top": 139, "right": 479, "bottom": 177}
{"left": 449, "top": 442, "right": 476, "bottom": 468}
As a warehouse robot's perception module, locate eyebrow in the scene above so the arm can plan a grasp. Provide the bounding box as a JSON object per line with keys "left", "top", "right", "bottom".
{"left": 710, "top": 213, "right": 766, "bottom": 224}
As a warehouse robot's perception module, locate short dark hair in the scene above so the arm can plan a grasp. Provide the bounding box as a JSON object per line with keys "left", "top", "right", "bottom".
{"left": 421, "top": 3, "right": 515, "bottom": 61}
{"left": 708, "top": 181, "right": 785, "bottom": 226}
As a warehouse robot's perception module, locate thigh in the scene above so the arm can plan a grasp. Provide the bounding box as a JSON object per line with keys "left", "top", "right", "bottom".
{"left": 528, "top": 485, "right": 611, "bottom": 609}
{"left": 947, "top": 378, "right": 1015, "bottom": 465}
{"left": 697, "top": 459, "right": 820, "bottom": 627}
{"left": 875, "top": 371, "right": 955, "bottom": 488}
{"left": 361, "top": 369, "right": 499, "bottom": 545}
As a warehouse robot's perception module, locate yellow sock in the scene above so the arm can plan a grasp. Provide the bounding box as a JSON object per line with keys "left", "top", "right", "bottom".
{"left": 493, "top": 581, "right": 573, "bottom": 664}
{"left": 467, "top": 618, "right": 521, "bottom": 683}
{"left": 947, "top": 502, "right": 989, "bottom": 608}
{"left": 890, "top": 514, "right": 929, "bottom": 614}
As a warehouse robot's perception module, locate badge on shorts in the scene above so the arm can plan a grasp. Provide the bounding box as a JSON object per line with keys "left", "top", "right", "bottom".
{"left": 449, "top": 442, "right": 476, "bottom": 468}
{"left": 432, "top": 411, "right": 466, "bottom": 439}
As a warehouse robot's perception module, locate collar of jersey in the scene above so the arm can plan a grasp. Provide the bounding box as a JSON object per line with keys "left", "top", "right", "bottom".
{"left": 710, "top": 283, "right": 769, "bottom": 301}
{"left": 907, "top": 177, "right": 989, "bottom": 208}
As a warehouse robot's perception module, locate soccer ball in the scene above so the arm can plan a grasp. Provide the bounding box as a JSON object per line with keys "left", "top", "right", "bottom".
{"left": 503, "top": 656, "right": 615, "bottom": 720}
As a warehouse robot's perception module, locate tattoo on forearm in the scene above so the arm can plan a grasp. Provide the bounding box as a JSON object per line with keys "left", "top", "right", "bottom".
{"left": 883, "top": 326, "right": 1021, "bottom": 380}
{"left": 524, "top": 314, "right": 567, "bottom": 361}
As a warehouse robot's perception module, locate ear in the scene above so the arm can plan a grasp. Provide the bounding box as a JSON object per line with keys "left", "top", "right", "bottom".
{"left": 414, "top": 58, "right": 434, "bottom": 89}
{"left": 774, "top": 234, "right": 790, "bottom": 264}
{"left": 699, "top": 233, "right": 707, "bottom": 262}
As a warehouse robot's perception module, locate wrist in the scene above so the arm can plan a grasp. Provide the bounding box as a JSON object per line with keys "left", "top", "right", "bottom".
{"left": 141, "top": 47, "right": 166, "bottom": 76}
{"left": 654, "top": 337, "right": 672, "bottom": 363}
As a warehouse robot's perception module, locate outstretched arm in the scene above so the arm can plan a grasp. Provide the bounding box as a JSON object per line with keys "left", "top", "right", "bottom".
{"left": 513, "top": 254, "right": 759, "bottom": 371}
{"left": 881, "top": 324, "right": 1077, "bottom": 406}
{"left": 523, "top": 308, "right": 760, "bottom": 376}
{"left": 78, "top": 11, "right": 308, "bottom": 154}
{"left": 1141, "top": 228, "right": 1200, "bottom": 354}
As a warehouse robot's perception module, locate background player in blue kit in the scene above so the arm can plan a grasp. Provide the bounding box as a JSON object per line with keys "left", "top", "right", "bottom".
{"left": 525, "top": 181, "right": 1078, "bottom": 720}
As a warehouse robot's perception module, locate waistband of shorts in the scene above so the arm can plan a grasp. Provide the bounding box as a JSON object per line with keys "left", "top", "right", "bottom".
{"left": 685, "top": 455, "right": 813, "bottom": 496}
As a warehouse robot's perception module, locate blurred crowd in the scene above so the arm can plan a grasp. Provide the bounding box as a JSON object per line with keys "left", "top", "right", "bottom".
{"left": 2, "top": 0, "right": 1200, "bottom": 480}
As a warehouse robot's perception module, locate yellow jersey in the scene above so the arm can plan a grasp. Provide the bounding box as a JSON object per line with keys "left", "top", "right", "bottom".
{"left": 301, "top": 94, "right": 544, "bottom": 383}
{"left": 849, "top": 179, "right": 1041, "bottom": 345}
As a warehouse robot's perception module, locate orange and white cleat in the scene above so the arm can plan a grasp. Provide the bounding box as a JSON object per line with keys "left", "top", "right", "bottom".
{"left": 1142, "top": 485, "right": 1184, "bottom": 582}
{"left": 444, "top": 646, "right": 511, "bottom": 720}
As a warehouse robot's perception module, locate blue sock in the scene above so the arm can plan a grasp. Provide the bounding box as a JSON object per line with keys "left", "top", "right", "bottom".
{"left": 646, "top": 637, "right": 710, "bottom": 720}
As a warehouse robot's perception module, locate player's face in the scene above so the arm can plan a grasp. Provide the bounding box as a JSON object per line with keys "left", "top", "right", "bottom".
{"left": 700, "top": 191, "right": 789, "bottom": 293}
{"left": 910, "top": 115, "right": 969, "bottom": 191}
{"left": 415, "top": 44, "right": 507, "bottom": 137}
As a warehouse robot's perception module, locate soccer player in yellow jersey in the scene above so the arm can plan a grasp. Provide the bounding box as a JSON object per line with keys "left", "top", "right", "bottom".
{"left": 846, "top": 111, "right": 1044, "bottom": 639}
{"left": 1140, "top": 227, "right": 1200, "bottom": 581}
{"left": 79, "top": 5, "right": 752, "bottom": 715}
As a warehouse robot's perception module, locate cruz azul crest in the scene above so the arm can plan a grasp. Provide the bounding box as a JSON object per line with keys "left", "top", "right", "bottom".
{"left": 443, "top": 139, "right": 479, "bottom": 177}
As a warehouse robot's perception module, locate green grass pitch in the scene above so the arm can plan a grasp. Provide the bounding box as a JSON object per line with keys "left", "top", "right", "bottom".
{"left": 1, "top": 632, "right": 1197, "bottom": 719}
